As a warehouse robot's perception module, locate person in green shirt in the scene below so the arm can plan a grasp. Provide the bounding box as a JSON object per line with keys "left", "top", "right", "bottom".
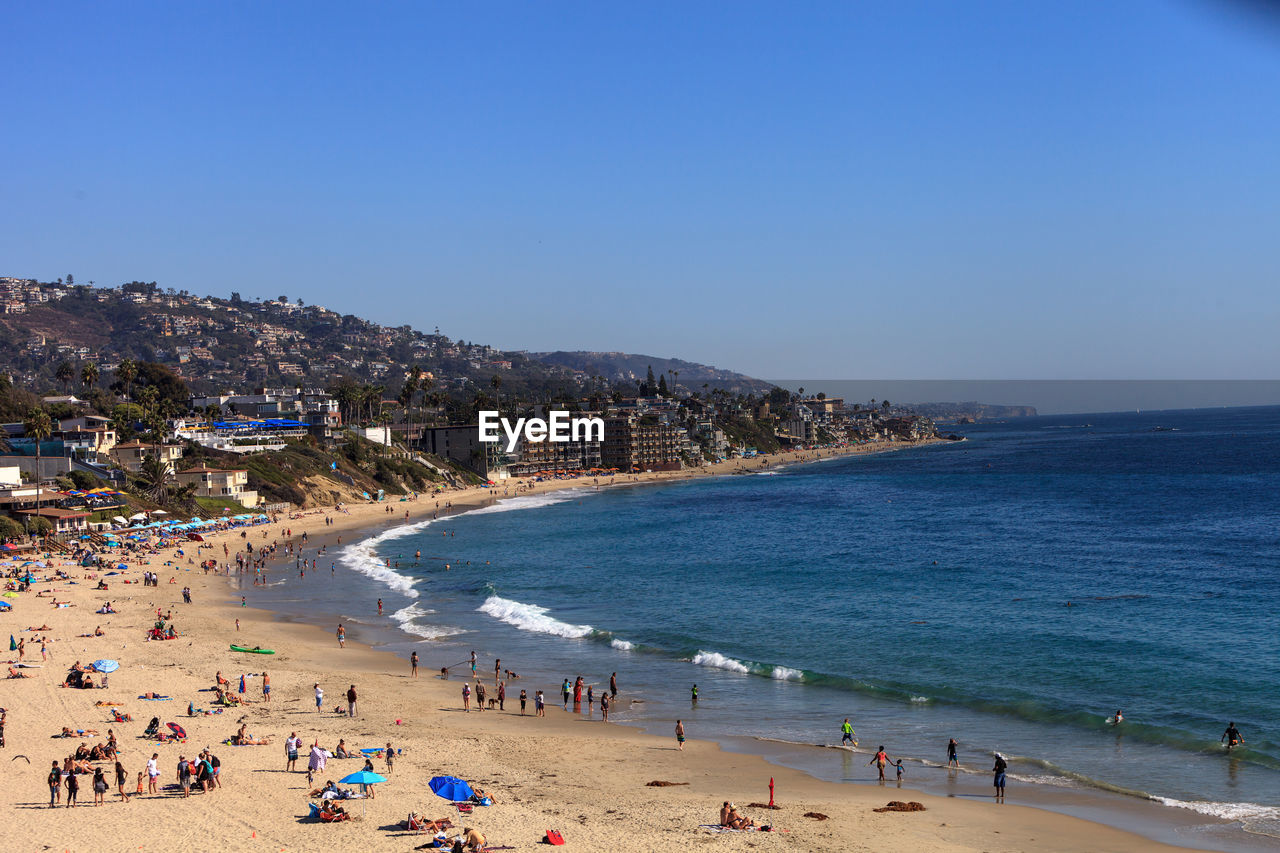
{"left": 841, "top": 718, "right": 856, "bottom": 747}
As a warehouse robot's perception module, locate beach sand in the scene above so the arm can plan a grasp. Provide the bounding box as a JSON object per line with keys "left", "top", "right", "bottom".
{"left": 0, "top": 441, "right": 1208, "bottom": 852}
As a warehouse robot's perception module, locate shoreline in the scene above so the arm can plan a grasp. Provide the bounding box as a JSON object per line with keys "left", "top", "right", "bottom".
{"left": 0, "top": 439, "right": 1237, "bottom": 852}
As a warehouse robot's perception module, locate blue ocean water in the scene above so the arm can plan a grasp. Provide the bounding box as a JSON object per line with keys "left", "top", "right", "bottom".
{"left": 250, "top": 406, "right": 1280, "bottom": 844}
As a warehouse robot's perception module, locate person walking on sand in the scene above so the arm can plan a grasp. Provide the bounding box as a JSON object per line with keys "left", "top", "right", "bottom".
{"left": 947, "top": 738, "right": 959, "bottom": 768}
{"left": 115, "top": 761, "right": 130, "bottom": 802}
{"left": 147, "top": 753, "right": 160, "bottom": 794}
{"left": 410, "top": 650, "right": 418, "bottom": 678}
{"left": 262, "top": 670, "right": 271, "bottom": 702}
{"left": 314, "top": 683, "right": 324, "bottom": 714}
{"left": 346, "top": 684, "right": 357, "bottom": 717}
{"left": 65, "top": 764, "right": 79, "bottom": 807}
{"left": 562, "top": 678, "right": 571, "bottom": 710}
{"left": 675, "top": 719, "right": 686, "bottom": 750}
{"left": 336, "top": 623, "right": 345, "bottom": 648}
{"left": 841, "top": 718, "right": 856, "bottom": 747}
{"left": 993, "top": 753, "right": 1008, "bottom": 799}
{"left": 869, "top": 746, "right": 891, "bottom": 781}
{"left": 462, "top": 682, "right": 471, "bottom": 712}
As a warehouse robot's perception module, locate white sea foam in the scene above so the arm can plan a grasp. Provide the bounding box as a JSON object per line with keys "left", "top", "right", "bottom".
{"left": 1153, "top": 797, "right": 1280, "bottom": 824}
{"left": 337, "top": 517, "right": 443, "bottom": 598}
{"left": 464, "top": 489, "right": 591, "bottom": 517}
{"left": 691, "top": 651, "right": 751, "bottom": 674}
{"left": 770, "top": 666, "right": 804, "bottom": 681}
{"left": 386, "top": 602, "right": 460, "bottom": 639}
{"left": 910, "top": 695, "right": 930, "bottom": 704}
{"left": 610, "top": 639, "right": 634, "bottom": 651}
{"left": 478, "top": 595, "right": 593, "bottom": 638}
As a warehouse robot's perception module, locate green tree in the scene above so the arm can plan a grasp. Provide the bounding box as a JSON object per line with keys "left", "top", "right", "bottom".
{"left": 138, "top": 453, "right": 173, "bottom": 503}
{"left": 23, "top": 407, "right": 54, "bottom": 534}
{"left": 55, "top": 361, "right": 75, "bottom": 392}
{"left": 657, "top": 374, "right": 669, "bottom": 397}
{"left": 80, "top": 362, "right": 99, "bottom": 390}
{"left": 115, "top": 358, "right": 138, "bottom": 402}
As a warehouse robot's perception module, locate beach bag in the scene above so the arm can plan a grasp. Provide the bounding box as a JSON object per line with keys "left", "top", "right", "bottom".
{"left": 545, "top": 829, "right": 565, "bottom": 845}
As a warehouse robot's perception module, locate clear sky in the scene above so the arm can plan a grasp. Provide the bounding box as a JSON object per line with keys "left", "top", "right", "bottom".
{"left": 3, "top": 1, "right": 1278, "bottom": 380}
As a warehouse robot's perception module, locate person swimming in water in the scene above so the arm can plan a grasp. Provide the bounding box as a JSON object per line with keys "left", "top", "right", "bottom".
{"left": 1222, "top": 721, "right": 1245, "bottom": 749}
{"left": 1112, "top": 709, "right": 1124, "bottom": 726}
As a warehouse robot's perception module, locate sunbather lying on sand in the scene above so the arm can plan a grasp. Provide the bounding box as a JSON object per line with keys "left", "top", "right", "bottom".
{"left": 8, "top": 666, "right": 30, "bottom": 679}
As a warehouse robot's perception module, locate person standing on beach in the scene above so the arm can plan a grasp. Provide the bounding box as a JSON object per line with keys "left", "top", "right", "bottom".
{"left": 462, "top": 682, "right": 471, "bottom": 712}
{"left": 48, "top": 760, "right": 61, "bottom": 807}
{"left": 65, "top": 764, "right": 79, "bottom": 807}
{"left": 346, "top": 684, "right": 358, "bottom": 717}
{"left": 262, "top": 670, "right": 270, "bottom": 702}
{"left": 993, "top": 753, "right": 1008, "bottom": 799}
{"left": 336, "top": 624, "right": 345, "bottom": 648}
{"left": 314, "top": 683, "right": 324, "bottom": 713}
{"left": 377, "top": 598, "right": 383, "bottom": 616}
{"left": 470, "top": 650, "right": 477, "bottom": 676}
{"left": 535, "top": 690, "right": 545, "bottom": 716}
{"left": 410, "top": 651, "right": 418, "bottom": 677}
{"left": 285, "top": 733, "right": 300, "bottom": 771}
{"left": 495, "top": 658, "right": 501, "bottom": 684}
{"left": 519, "top": 688, "right": 528, "bottom": 715}
{"left": 497, "top": 680, "right": 505, "bottom": 711}
{"left": 147, "top": 753, "right": 159, "bottom": 793}
{"left": 476, "top": 681, "right": 486, "bottom": 711}
{"left": 841, "top": 718, "right": 855, "bottom": 747}
{"left": 601, "top": 692, "right": 610, "bottom": 722}
{"left": 868, "top": 746, "right": 891, "bottom": 781}
{"left": 562, "top": 678, "right": 571, "bottom": 710}
{"left": 675, "top": 719, "right": 686, "bottom": 750}
{"left": 610, "top": 672, "right": 618, "bottom": 697}
{"left": 947, "top": 738, "right": 959, "bottom": 768}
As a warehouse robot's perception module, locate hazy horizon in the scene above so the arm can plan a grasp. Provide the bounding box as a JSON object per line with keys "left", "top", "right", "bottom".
{"left": 772, "top": 380, "right": 1280, "bottom": 416}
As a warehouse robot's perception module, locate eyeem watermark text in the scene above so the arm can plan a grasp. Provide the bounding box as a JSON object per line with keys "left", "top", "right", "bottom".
{"left": 478, "top": 411, "right": 605, "bottom": 452}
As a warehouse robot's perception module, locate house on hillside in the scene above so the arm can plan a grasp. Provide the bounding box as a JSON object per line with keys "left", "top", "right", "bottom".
{"left": 175, "top": 466, "right": 259, "bottom": 508}
{"left": 114, "top": 441, "right": 185, "bottom": 474}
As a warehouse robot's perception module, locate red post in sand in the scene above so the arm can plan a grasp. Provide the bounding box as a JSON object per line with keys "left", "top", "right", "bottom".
{"left": 768, "top": 777, "right": 775, "bottom": 807}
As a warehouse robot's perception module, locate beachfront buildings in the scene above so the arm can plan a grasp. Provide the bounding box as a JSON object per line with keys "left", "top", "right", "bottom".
{"left": 174, "top": 466, "right": 259, "bottom": 508}
{"left": 602, "top": 413, "right": 684, "bottom": 472}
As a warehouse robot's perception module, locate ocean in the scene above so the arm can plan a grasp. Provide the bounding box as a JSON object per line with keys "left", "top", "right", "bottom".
{"left": 246, "top": 406, "right": 1280, "bottom": 849}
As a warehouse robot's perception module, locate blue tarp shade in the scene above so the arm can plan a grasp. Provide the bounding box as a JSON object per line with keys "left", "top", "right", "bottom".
{"left": 428, "top": 776, "right": 474, "bottom": 802}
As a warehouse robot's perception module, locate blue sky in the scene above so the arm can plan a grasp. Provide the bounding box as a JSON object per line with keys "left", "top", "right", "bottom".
{"left": 3, "top": 1, "right": 1278, "bottom": 379}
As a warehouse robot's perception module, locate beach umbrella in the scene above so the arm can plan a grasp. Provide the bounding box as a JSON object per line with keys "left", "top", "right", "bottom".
{"left": 92, "top": 659, "right": 119, "bottom": 673}
{"left": 0, "top": 601, "right": 11, "bottom": 610}
{"left": 339, "top": 770, "right": 387, "bottom": 818}
{"left": 2, "top": 592, "right": 18, "bottom": 599}
{"left": 428, "top": 775, "right": 474, "bottom": 802}
{"left": 167, "top": 722, "right": 187, "bottom": 739}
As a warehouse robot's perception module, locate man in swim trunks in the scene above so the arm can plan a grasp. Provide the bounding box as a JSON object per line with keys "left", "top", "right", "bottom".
{"left": 841, "top": 718, "right": 855, "bottom": 746}
{"left": 1222, "top": 721, "right": 1244, "bottom": 749}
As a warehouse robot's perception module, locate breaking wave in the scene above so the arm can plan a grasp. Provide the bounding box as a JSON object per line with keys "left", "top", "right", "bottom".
{"left": 478, "top": 595, "right": 593, "bottom": 638}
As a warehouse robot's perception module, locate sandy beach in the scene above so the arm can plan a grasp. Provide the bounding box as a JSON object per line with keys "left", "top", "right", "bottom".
{"left": 0, "top": 441, "right": 1210, "bottom": 852}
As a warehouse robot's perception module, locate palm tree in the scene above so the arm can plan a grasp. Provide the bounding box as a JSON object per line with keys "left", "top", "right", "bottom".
{"left": 490, "top": 374, "right": 502, "bottom": 415}
{"left": 23, "top": 407, "right": 53, "bottom": 537}
{"left": 80, "top": 362, "right": 99, "bottom": 390}
{"left": 55, "top": 361, "right": 75, "bottom": 393}
{"left": 881, "top": 400, "right": 891, "bottom": 412}
{"left": 116, "top": 358, "right": 138, "bottom": 402}
{"left": 138, "top": 453, "right": 173, "bottom": 503}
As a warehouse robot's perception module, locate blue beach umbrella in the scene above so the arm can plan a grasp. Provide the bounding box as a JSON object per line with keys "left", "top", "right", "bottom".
{"left": 339, "top": 770, "right": 387, "bottom": 817}
{"left": 92, "top": 659, "right": 119, "bottom": 673}
{"left": 429, "top": 775, "right": 474, "bottom": 802}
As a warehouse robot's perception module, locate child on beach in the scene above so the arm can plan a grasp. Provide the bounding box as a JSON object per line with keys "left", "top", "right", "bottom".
{"left": 895, "top": 759, "right": 906, "bottom": 783}
{"left": 535, "top": 690, "right": 545, "bottom": 717}
{"left": 519, "top": 689, "right": 528, "bottom": 715}
{"left": 384, "top": 742, "right": 394, "bottom": 774}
